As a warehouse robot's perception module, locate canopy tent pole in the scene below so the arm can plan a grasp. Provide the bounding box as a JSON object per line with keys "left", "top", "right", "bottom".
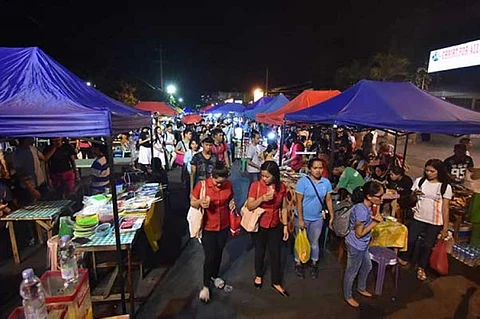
{"left": 393, "top": 134, "right": 398, "bottom": 156}
{"left": 329, "top": 126, "right": 336, "bottom": 181}
{"left": 150, "top": 127, "right": 155, "bottom": 170}
{"left": 106, "top": 136, "right": 127, "bottom": 313}
{"left": 402, "top": 134, "right": 409, "bottom": 169}
{"left": 279, "top": 122, "right": 286, "bottom": 166}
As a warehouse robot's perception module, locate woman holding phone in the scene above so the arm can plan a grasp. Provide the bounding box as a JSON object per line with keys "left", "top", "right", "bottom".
{"left": 399, "top": 159, "right": 452, "bottom": 281}
{"left": 344, "top": 181, "right": 384, "bottom": 308}
{"left": 190, "top": 162, "right": 235, "bottom": 303}
{"left": 246, "top": 161, "right": 290, "bottom": 297}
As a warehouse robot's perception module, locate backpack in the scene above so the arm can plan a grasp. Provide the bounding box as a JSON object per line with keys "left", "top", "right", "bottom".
{"left": 332, "top": 199, "right": 354, "bottom": 237}
{"left": 418, "top": 177, "right": 448, "bottom": 197}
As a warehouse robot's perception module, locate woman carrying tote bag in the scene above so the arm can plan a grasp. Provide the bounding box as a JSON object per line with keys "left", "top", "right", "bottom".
{"left": 245, "top": 161, "right": 290, "bottom": 297}
{"left": 190, "top": 162, "right": 235, "bottom": 303}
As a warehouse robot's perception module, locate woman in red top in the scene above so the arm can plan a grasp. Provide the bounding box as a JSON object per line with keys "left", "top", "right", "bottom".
{"left": 246, "top": 161, "right": 290, "bottom": 297}
{"left": 190, "top": 162, "right": 234, "bottom": 303}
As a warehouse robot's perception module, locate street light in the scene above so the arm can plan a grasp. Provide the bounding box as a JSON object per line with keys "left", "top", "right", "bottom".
{"left": 166, "top": 84, "right": 177, "bottom": 95}
{"left": 178, "top": 97, "right": 184, "bottom": 103}
{"left": 253, "top": 88, "right": 264, "bottom": 102}
{"left": 86, "top": 82, "right": 92, "bottom": 87}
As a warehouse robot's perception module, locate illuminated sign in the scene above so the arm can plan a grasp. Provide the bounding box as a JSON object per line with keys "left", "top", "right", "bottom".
{"left": 428, "top": 39, "right": 480, "bottom": 73}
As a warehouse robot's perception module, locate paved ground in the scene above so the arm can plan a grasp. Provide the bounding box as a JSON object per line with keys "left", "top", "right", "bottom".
{"left": 1, "top": 137, "right": 480, "bottom": 318}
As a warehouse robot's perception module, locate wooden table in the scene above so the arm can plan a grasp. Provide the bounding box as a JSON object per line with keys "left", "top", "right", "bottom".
{"left": 1, "top": 200, "right": 74, "bottom": 264}
{"left": 76, "top": 230, "right": 139, "bottom": 314}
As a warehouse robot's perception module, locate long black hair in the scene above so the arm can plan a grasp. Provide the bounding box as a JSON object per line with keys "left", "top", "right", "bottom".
{"left": 424, "top": 158, "right": 449, "bottom": 184}
{"left": 211, "top": 162, "right": 230, "bottom": 179}
{"left": 260, "top": 161, "right": 282, "bottom": 191}
{"left": 352, "top": 181, "right": 383, "bottom": 204}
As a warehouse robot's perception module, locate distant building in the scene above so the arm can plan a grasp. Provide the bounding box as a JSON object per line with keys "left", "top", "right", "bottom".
{"left": 429, "top": 85, "right": 480, "bottom": 112}
{"left": 200, "top": 91, "right": 250, "bottom": 105}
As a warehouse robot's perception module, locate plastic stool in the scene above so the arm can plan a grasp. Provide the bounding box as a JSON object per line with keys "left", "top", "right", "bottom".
{"left": 368, "top": 246, "right": 399, "bottom": 295}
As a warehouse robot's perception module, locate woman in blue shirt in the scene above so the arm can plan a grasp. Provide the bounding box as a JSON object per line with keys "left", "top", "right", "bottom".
{"left": 343, "top": 181, "right": 384, "bottom": 308}
{"left": 294, "top": 158, "right": 334, "bottom": 279}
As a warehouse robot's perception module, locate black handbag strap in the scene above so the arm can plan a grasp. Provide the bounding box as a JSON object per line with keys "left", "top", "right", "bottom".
{"left": 306, "top": 176, "right": 325, "bottom": 209}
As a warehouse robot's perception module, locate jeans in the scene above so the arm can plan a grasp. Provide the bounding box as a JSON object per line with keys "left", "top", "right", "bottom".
{"left": 294, "top": 218, "right": 324, "bottom": 263}
{"left": 252, "top": 226, "right": 283, "bottom": 285}
{"left": 399, "top": 219, "right": 442, "bottom": 269}
{"left": 343, "top": 244, "right": 372, "bottom": 300}
{"left": 248, "top": 173, "right": 260, "bottom": 184}
{"left": 201, "top": 228, "right": 229, "bottom": 287}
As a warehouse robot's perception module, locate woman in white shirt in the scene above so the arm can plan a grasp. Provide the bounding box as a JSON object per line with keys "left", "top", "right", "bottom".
{"left": 399, "top": 159, "right": 452, "bottom": 281}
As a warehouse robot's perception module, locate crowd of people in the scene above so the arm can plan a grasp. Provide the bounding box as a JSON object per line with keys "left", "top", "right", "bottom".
{"left": 0, "top": 117, "right": 475, "bottom": 308}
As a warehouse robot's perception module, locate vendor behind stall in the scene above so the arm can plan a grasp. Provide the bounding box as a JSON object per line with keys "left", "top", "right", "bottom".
{"left": 333, "top": 161, "right": 365, "bottom": 195}
{"left": 444, "top": 144, "right": 474, "bottom": 185}
{"left": 89, "top": 142, "right": 110, "bottom": 195}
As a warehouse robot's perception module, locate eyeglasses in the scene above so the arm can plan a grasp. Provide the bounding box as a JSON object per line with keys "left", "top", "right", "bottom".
{"left": 371, "top": 194, "right": 383, "bottom": 199}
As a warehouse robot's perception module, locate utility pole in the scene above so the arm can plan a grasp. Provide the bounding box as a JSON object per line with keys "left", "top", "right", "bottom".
{"left": 159, "top": 45, "right": 164, "bottom": 92}
{"left": 265, "top": 67, "right": 269, "bottom": 96}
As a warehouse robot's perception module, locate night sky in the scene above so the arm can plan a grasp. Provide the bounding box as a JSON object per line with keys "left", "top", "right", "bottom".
{"left": 2, "top": 0, "right": 480, "bottom": 105}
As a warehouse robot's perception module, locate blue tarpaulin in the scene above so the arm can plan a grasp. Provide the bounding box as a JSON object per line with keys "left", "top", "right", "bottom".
{"left": 285, "top": 80, "right": 480, "bottom": 134}
{"left": 0, "top": 47, "right": 150, "bottom": 137}
{"left": 244, "top": 94, "right": 289, "bottom": 120}
{"left": 205, "top": 102, "right": 245, "bottom": 114}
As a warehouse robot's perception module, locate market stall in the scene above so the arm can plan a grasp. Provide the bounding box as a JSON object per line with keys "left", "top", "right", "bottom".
{"left": 0, "top": 47, "right": 152, "bottom": 314}
{"left": 285, "top": 80, "right": 480, "bottom": 246}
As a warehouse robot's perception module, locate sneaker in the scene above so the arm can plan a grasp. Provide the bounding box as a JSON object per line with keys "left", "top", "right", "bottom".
{"left": 311, "top": 264, "right": 319, "bottom": 279}
{"left": 294, "top": 264, "right": 305, "bottom": 279}
{"left": 211, "top": 277, "right": 225, "bottom": 289}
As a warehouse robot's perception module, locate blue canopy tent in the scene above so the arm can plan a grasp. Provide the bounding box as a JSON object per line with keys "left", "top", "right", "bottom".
{"left": 244, "top": 94, "right": 289, "bottom": 120}
{"left": 285, "top": 80, "right": 480, "bottom": 134}
{"left": 0, "top": 47, "right": 150, "bottom": 137}
{"left": 205, "top": 102, "right": 245, "bottom": 115}
{"left": 0, "top": 47, "right": 151, "bottom": 313}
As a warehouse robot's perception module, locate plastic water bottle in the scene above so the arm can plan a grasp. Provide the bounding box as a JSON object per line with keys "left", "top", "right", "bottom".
{"left": 58, "top": 235, "right": 79, "bottom": 286}
{"left": 19, "top": 268, "right": 47, "bottom": 319}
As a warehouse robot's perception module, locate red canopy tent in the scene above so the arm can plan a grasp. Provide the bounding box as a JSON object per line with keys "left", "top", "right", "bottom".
{"left": 135, "top": 101, "right": 178, "bottom": 116}
{"left": 200, "top": 104, "right": 215, "bottom": 112}
{"left": 256, "top": 90, "right": 340, "bottom": 125}
{"left": 181, "top": 114, "right": 203, "bottom": 124}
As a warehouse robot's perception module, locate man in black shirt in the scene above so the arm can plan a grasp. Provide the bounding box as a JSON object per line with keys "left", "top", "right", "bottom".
{"left": 190, "top": 137, "right": 218, "bottom": 191}
{"left": 444, "top": 144, "right": 474, "bottom": 184}
{"left": 44, "top": 138, "right": 79, "bottom": 196}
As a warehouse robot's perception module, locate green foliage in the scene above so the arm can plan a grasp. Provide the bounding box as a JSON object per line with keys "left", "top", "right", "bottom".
{"left": 115, "top": 83, "right": 139, "bottom": 106}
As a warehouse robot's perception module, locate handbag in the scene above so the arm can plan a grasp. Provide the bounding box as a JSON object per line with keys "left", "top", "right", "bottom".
{"left": 229, "top": 208, "right": 242, "bottom": 237}
{"left": 186, "top": 181, "right": 206, "bottom": 238}
{"left": 174, "top": 141, "right": 186, "bottom": 166}
{"left": 240, "top": 182, "right": 265, "bottom": 232}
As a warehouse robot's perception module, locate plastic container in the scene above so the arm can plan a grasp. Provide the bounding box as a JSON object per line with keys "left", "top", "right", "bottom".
{"left": 19, "top": 268, "right": 47, "bottom": 319}
{"left": 94, "top": 223, "right": 111, "bottom": 237}
{"left": 58, "top": 236, "right": 78, "bottom": 286}
{"left": 40, "top": 269, "right": 93, "bottom": 319}
{"left": 8, "top": 305, "right": 67, "bottom": 319}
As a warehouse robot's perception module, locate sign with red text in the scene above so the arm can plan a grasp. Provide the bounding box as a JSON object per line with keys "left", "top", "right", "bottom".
{"left": 428, "top": 39, "right": 480, "bottom": 73}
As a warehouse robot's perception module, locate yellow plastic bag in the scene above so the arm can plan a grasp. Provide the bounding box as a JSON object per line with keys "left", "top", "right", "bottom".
{"left": 295, "top": 229, "right": 311, "bottom": 263}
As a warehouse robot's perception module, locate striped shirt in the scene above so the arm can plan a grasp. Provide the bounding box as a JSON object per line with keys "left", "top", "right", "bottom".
{"left": 91, "top": 155, "right": 110, "bottom": 192}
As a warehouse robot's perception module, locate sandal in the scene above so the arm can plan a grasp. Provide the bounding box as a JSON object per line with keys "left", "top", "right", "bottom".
{"left": 416, "top": 267, "right": 427, "bottom": 281}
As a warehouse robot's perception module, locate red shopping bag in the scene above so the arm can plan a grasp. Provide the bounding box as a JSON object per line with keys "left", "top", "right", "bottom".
{"left": 429, "top": 240, "right": 449, "bottom": 275}
{"left": 230, "top": 209, "right": 242, "bottom": 237}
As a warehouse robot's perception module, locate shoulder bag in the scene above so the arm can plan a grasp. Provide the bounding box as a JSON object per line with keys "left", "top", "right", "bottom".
{"left": 187, "top": 181, "right": 206, "bottom": 238}
{"left": 240, "top": 182, "right": 265, "bottom": 232}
